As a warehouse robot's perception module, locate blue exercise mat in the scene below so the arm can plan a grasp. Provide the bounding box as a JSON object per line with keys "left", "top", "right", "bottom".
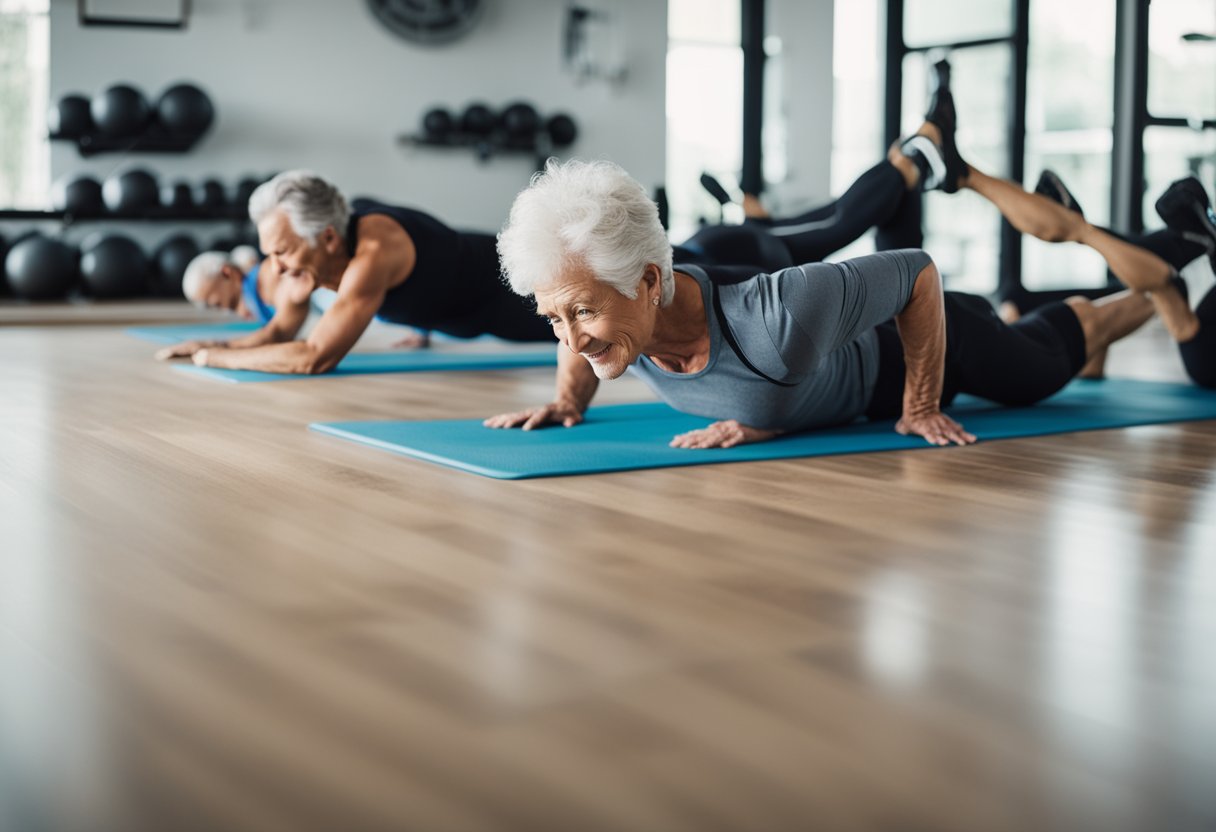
{"left": 175, "top": 347, "right": 558, "bottom": 382}
{"left": 128, "top": 321, "right": 501, "bottom": 346}
{"left": 309, "top": 379, "right": 1216, "bottom": 479}
{"left": 127, "top": 321, "right": 263, "bottom": 344}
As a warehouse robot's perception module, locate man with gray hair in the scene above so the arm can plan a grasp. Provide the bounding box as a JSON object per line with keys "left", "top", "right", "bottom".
{"left": 155, "top": 170, "right": 554, "bottom": 374}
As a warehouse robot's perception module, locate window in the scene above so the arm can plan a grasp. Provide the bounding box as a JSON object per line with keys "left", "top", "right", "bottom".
{"left": 830, "top": 0, "right": 882, "bottom": 261}
{"left": 1142, "top": 0, "right": 1216, "bottom": 227}
{"left": 0, "top": 0, "right": 50, "bottom": 209}
{"left": 666, "top": 0, "right": 743, "bottom": 242}
{"left": 1022, "top": 0, "right": 1116, "bottom": 291}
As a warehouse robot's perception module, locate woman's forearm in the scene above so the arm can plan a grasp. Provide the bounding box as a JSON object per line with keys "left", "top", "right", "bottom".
{"left": 894, "top": 261, "right": 947, "bottom": 416}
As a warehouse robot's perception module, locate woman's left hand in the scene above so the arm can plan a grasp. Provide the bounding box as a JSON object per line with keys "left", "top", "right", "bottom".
{"left": 895, "top": 410, "right": 976, "bottom": 446}
{"left": 670, "top": 420, "right": 781, "bottom": 449}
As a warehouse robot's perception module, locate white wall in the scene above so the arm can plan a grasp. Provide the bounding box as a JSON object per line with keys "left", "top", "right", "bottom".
{"left": 48, "top": 0, "right": 668, "bottom": 233}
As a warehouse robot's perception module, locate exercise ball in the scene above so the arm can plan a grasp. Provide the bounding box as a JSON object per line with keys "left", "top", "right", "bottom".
{"left": 500, "top": 102, "right": 540, "bottom": 139}
{"left": 161, "top": 180, "right": 195, "bottom": 211}
{"left": 152, "top": 234, "right": 201, "bottom": 297}
{"left": 195, "top": 178, "right": 228, "bottom": 213}
{"left": 233, "top": 176, "right": 260, "bottom": 210}
{"left": 0, "top": 233, "right": 8, "bottom": 295}
{"left": 102, "top": 169, "right": 160, "bottom": 215}
{"left": 547, "top": 113, "right": 578, "bottom": 147}
{"left": 48, "top": 94, "right": 94, "bottom": 138}
{"left": 51, "top": 175, "right": 105, "bottom": 216}
{"left": 80, "top": 234, "right": 149, "bottom": 298}
{"left": 155, "top": 83, "right": 214, "bottom": 137}
{"left": 90, "top": 84, "right": 151, "bottom": 137}
{"left": 421, "top": 107, "right": 454, "bottom": 140}
{"left": 460, "top": 103, "right": 496, "bottom": 136}
{"left": 5, "top": 235, "right": 78, "bottom": 300}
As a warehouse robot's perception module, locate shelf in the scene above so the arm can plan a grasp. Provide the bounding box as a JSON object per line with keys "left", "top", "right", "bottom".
{"left": 49, "top": 127, "right": 208, "bottom": 158}
{"left": 0, "top": 208, "right": 248, "bottom": 223}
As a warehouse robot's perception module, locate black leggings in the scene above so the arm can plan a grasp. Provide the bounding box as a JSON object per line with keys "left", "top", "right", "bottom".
{"left": 1179, "top": 283, "right": 1216, "bottom": 389}
{"left": 676, "top": 161, "right": 921, "bottom": 271}
{"left": 865, "top": 292, "right": 1088, "bottom": 420}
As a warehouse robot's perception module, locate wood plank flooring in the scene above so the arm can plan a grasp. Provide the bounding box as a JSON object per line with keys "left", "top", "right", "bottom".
{"left": 2, "top": 310, "right": 1215, "bottom": 832}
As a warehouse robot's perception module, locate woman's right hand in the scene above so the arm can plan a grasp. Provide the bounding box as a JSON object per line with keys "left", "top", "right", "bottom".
{"left": 483, "top": 400, "right": 585, "bottom": 430}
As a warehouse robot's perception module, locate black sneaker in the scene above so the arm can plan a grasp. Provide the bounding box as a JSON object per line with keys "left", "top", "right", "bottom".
{"left": 925, "top": 59, "right": 954, "bottom": 132}
{"left": 699, "top": 172, "right": 732, "bottom": 206}
{"left": 1155, "top": 176, "right": 1216, "bottom": 271}
{"left": 1034, "top": 170, "right": 1085, "bottom": 217}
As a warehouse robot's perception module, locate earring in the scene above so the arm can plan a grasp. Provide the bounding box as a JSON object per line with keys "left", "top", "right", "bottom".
{"left": 652, "top": 297, "right": 659, "bottom": 306}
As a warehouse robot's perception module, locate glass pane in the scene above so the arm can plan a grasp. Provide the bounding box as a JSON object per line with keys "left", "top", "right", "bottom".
{"left": 830, "top": 0, "right": 884, "bottom": 260}
{"left": 904, "top": 0, "right": 1011, "bottom": 49}
{"left": 1142, "top": 126, "right": 1216, "bottom": 231}
{"left": 1148, "top": 0, "right": 1216, "bottom": 122}
{"left": 1021, "top": 0, "right": 1116, "bottom": 290}
{"left": 665, "top": 43, "right": 744, "bottom": 241}
{"left": 668, "top": 0, "right": 739, "bottom": 45}
{"left": 0, "top": 4, "right": 50, "bottom": 208}
{"left": 902, "top": 46, "right": 1011, "bottom": 293}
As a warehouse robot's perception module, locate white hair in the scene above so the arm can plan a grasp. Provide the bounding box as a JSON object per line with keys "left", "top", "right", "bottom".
{"left": 181, "top": 250, "right": 230, "bottom": 305}
{"left": 229, "top": 244, "right": 260, "bottom": 273}
{"left": 497, "top": 158, "right": 674, "bottom": 305}
{"left": 248, "top": 170, "right": 350, "bottom": 245}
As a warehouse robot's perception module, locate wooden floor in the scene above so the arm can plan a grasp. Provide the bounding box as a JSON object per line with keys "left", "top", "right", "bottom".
{"left": 2, "top": 308, "right": 1215, "bottom": 832}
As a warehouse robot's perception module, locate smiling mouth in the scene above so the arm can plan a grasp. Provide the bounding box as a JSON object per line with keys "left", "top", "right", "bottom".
{"left": 583, "top": 345, "right": 611, "bottom": 361}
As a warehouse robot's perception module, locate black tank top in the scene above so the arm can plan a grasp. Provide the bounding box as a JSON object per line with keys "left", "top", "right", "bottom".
{"left": 346, "top": 198, "right": 508, "bottom": 337}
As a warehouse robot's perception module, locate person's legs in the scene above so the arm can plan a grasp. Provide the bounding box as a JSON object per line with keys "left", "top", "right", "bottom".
{"left": 1178, "top": 284, "right": 1216, "bottom": 388}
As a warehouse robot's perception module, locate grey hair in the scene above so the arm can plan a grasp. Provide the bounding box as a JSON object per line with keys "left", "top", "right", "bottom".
{"left": 181, "top": 250, "right": 230, "bottom": 305}
{"left": 248, "top": 170, "right": 350, "bottom": 245}
{"left": 228, "top": 244, "right": 260, "bottom": 273}
{"left": 497, "top": 158, "right": 674, "bottom": 305}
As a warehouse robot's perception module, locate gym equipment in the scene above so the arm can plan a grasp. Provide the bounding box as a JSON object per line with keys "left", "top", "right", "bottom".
{"left": 5, "top": 235, "right": 79, "bottom": 300}
{"left": 161, "top": 180, "right": 195, "bottom": 211}
{"left": 51, "top": 175, "right": 105, "bottom": 216}
{"left": 127, "top": 321, "right": 263, "bottom": 343}
{"left": 174, "top": 346, "right": 558, "bottom": 382}
{"left": 195, "top": 179, "right": 228, "bottom": 212}
{"left": 309, "top": 380, "right": 1216, "bottom": 480}
{"left": 48, "top": 94, "right": 94, "bottom": 138}
{"left": 500, "top": 102, "right": 541, "bottom": 139}
{"left": 155, "top": 83, "right": 214, "bottom": 137}
{"left": 421, "top": 107, "right": 455, "bottom": 140}
{"left": 80, "top": 234, "right": 150, "bottom": 298}
{"left": 152, "top": 234, "right": 201, "bottom": 297}
{"left": 459, "top": 103, "right": 496, "bottom": 136}
{"left": 233, "top": 176, "right": 261, "bottom": 210}
{"left": 102, "top": 169, "right": 160, "bottom": 214}
{"left": 90, "top": 84, "right": 151, "bottom": 137}
{"left": 546, "top": 113, "right": 578, "bottom": 147}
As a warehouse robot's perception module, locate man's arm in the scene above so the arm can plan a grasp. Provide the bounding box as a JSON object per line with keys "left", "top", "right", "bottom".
{"left": 195, "top": 219, "right": 412, "bottom": 374}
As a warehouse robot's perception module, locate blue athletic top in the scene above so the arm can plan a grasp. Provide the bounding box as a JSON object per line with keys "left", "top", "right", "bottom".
{"left": 241, "top": 263, "right": 275, "bottom": 323}
{"left": 345, "top": 198, "right": 551, "bottom": 342}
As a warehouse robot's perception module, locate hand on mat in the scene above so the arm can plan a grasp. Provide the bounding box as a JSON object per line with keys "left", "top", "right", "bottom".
{"left": 669, "top": 420, "right": 781, "bottom": 450}
{"left": 154, "top": 340, "right": 212, "bottom": 361}
{"left": 896, "top": 409, "right": 976, "bottom": 446}
{"left": 390, "top": 329, "right": 431, "bottom": 350}
{"left": 483, "top": 400, "right": 584, "bottom": 430}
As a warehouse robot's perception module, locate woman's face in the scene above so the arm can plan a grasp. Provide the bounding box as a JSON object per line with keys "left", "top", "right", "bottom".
{"left": 534, "top": 260, "right": 659, "bottom": 380}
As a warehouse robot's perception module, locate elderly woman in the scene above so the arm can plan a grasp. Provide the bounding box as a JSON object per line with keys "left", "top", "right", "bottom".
{"left": 485, "top": 159, "right": 1163, "bottom": 449}
{"left": 155, "top": 170, "right": 554, "bottom": 374}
